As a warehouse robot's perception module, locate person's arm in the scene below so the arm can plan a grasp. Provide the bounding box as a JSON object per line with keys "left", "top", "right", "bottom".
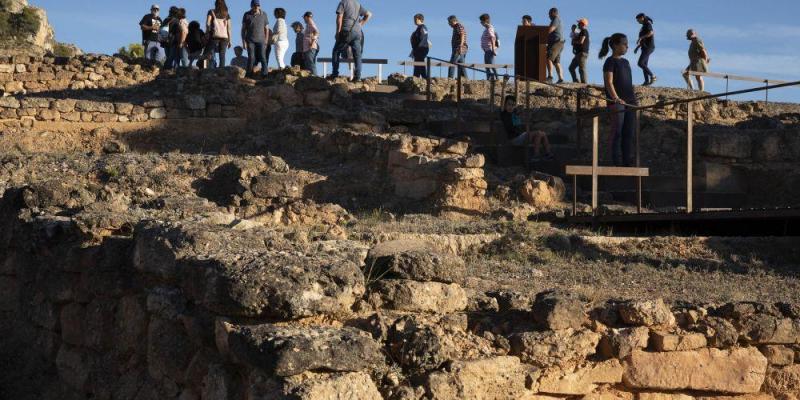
{"left": 180, "top": 29, "right": 188, "bottom": 47}
{"left": 489, "top": 27, "right": 496, "bottom": 52}
{"left": 241, "top": 15, "right": 247, "bottom": 48}
{"left": 360, "top": 10, "right": 372, "bottom": 27}
{"left": 206, "top": 13, "right": 212, "bottom": 32}
{"left": 140, "top": 18, "right": 152, "bottom": 31}
{"left": 336, "top": 13, "right": 343, "bottom": 35}
{"left": 548, "top": 20, "right": 556, "bottom": 34}
{"left": 459, "top": 27, "right": 466, "bottom": 50}
{"left": 604, "top": 70, "right": 624, "bottom": 104}
{"left": 227, "top": 18, "right": 232, "bottom": 48}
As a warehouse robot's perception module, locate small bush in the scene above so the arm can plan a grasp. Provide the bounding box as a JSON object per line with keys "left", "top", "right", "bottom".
{"left": 53, "top": 42, "right": 75, "bottom": 57}
{"left": 0, "top": 6, "right": 40, "bottom": 38}
{"left": 117, "top": 43, "right": 144, "bottom": 59}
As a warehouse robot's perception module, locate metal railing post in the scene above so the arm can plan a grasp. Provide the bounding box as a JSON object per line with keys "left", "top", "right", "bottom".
{"left": 592, "top": 116, "right": 599, "bottom": 216}
{"left": 686, "top": 102, "right": 694, "bottom": 213}
{"left": 426, "top": 57, "right": 432, "bottom": 101}
{"left": 636, "top": 110, "right": 642, "bottom": 214}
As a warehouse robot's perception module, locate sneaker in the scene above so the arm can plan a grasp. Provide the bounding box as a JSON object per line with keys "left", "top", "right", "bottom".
{"left": 326, "top": 74, "right": 340, "bottom": 80}
{"left": 350, "top": 77, "right": 361, "bottom": 83}
{"left": 545, "top": 76, "right": 553, "bottom": 82}
{"left": 642, "top": 81, "right": 652, "bottom": 87}
{"left": 556, "top": 79, "right": 564, "bottom": 84}
{"left": 651, "top": 76, "right": 658, "bottom": 84}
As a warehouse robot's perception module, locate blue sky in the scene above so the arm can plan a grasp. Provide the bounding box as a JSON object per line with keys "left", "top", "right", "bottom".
{"left": 35, "top": 0, "right": 800, "bottom": 102}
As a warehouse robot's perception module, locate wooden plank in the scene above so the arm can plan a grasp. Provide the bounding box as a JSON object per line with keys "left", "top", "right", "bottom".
{"left": 687, "top": 102, "right": 694, "bottom": 213}
{"left": 565, "top": 166, "right": 650, "bottom": 177}
{"left": 591, "top": 116, "right": 599, "bottom": 214}
{"left": 686, "top": 71, "right": 788, "bottom": 84}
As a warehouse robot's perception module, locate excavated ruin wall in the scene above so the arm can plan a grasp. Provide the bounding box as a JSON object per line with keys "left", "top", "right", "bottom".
{"left": 2, "top": 193, "right": 800, "bottom": 399}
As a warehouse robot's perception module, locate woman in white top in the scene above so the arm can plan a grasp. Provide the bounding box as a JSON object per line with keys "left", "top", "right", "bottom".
{"left": 272, "top": 8, "right": 289, "bottom": 68}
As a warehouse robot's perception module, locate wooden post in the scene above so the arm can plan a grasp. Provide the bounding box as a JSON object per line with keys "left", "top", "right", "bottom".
{"left": 592, "top": 116, "right": 599, "bottom": 215}
{"left": 525, "top": 80, "right": 531, "bottom": 110}
{"left": 573, "top": 175, "right": 578, "bottom": 216}
{"left": 457, "top": 71, "right": 463, "bottom": 103}
{"left": 636, "top": 110, "right": 642, "bottom": 214}
{"left": 575, "top": 91, "right": 583, "bottom": 154}
{"left": 489, "top": 79, "right": 496, "bottom": 110}
{"left": 426, "top": 57, "right": 432, "bottom": 101}
{"left": 687, "top": 102, "right": 694, "bottom": 213}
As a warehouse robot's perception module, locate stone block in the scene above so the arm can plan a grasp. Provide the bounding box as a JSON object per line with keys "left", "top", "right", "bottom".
{"left": 149, "top": 107, "right": 167, "bottom": 119}
{"left": 372, "top": 280, "right": 467, "bottom": 313}
{"left": 532, "top": 289, "right": 586, "bottom": 331}
{"left": 759, "top": 345, "right": 795, "bottom": 366}
{"left": 539, "top": 360, "right": 624, "bottom": 395}
{"left": 623, "top": 348, "right": 768, "bottom": 394}
{"left": 510, "top": 329, "right": 601, "bottom": 368}
{"left": 619, "top": 299, "right": 676, "bottom": 328}
{"left": 427, "top": 356, "right": 538, "bottom": 400}
{"left": 651, "top": 332, "right": 708, "bottom": 352}
{"left": 705, "top": 133, "right": 752, "bottom": 159}
{"left": 0, "top": 96, "right": 21, "bottom": 108}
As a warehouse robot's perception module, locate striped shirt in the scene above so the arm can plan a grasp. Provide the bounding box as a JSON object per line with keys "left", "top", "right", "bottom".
{"left": 451, "top": 23, "right": 467, "bottom": 54}
{"left": 303, "top": 20, "right": 319, "bottom": 52}
{"left": 481, "top": 25, "right": 496, "bottom": 52}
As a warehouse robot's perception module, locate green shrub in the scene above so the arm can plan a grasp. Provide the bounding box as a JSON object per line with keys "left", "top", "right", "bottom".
{"left": 53, "top": 42, "right": 75, "bottom": 57}
{"left": 0, "top": 6, "right": 40, "bottom": 38}
{"left": 117, "top": 43, "right": 144, "bottom": 59}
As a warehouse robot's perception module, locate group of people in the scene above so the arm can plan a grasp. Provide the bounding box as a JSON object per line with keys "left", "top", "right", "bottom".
{"left": 139, "top": 0, "right": 372, "bottom": 81}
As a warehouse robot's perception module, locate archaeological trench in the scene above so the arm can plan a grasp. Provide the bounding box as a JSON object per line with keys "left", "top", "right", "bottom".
{"left": 2, "top": 52, "right": 800, "bottom": 400}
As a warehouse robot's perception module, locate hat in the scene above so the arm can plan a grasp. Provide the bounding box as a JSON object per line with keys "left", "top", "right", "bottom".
{"left": 251, "top": 0, "right": 260, "bottom": 7}
{"left": 577, "top": 18, "right": 589, "bottom": 26}
{"left": 151, "top": 4, "right": 160, "bottom": 10}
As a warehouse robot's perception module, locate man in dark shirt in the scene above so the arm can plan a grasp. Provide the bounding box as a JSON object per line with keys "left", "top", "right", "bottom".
{"left": 139, "top": 4, "right": 163, "bottom": 61}
{"left": 568, "top": 18, "right": 590, "bottom": 83}
{"left": 447, "top": 15, "right": 468, "bottom": 79}
{"left": 241, "top": 0, "right": 270, "bottom": 77}
{"left": 546, "top": 8, "right": 565, "bottom": 83}
{"left": 331, "top": 0, "right": 372, "bottom": 82}
{"left": 410, "top": 14, "right": 429, "bottom": 78}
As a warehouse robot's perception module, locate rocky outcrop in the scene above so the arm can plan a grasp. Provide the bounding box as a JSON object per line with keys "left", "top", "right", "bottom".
{"left": 0, "top": 0, "right": 57, "bottom": 55}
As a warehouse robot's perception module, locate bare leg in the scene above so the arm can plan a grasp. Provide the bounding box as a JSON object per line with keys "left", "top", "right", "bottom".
{"left": 682, "top": 71, "right": 693, "bottom": 90}
{"left": 555, "top": 63, "right": 564, "bottom": 81}
{"left": 697, "top": 76, "right": 705, "bottom": 91}
{"left": 547, "top": 60, "right": 554, "bottom": 79}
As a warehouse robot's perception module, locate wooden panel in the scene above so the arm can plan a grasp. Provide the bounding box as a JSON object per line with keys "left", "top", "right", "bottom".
{"left": 515, "top": 26, "right": 549, "bottom": 81}
{"left": 687, "top": 102, "right": 694, "bottom": 213}
{"left": 566, "top": 166, "right": 650, "bottom": 177}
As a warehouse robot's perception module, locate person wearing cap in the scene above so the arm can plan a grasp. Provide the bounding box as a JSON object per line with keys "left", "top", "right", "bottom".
{"left": 331, "top": 0, "right": 372, "bottom": 82}
{"left": 303, "top": 11, "right": 320, "bottom": 75}
{"left": 682, "top": 29, "right": 710, "bottom": 91}
{"left": 568, "top": 18, "right": 590, "bottom": 84}
{"left": 241, "top": 0, "right": 270, "bottom": 76}
{"left": 139, "top": 4, "right": 163, "bottom": 61}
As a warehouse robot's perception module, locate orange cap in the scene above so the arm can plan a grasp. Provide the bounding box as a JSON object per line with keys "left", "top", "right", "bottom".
{"left": 578, "top": 18, "right": 589, "bottom": 27}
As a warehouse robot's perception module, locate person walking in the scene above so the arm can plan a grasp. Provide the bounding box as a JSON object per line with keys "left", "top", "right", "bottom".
{"left": 161, "top": 7, "right": 178, "bottom": 69}
{"left": 290, "top": 21, "right": 305, "bottom": 69}
{"left": 139, "top": 4, "right": 163, "bottom": 61}
{"left": 599, "top": 33, "right": 638, "bottom": 167}
{"left": 205, "top": 0, "right": 232, "bottom": 68}
{"left": 272, "top": 8, "right": 289, "bottom": 69}
{"left": 241, "top": 0, "right": 269, "bottom": 77}
{"left": 480, "top": 14, "right": 498, "bottom": 81}
{"left": 447, "top": 15, "right": 468, "bottom": 80}
{"left": 682, "top": 29, "right": 710, "bottom": 91}
{"left": 331, "top": 0, "right": 372, "bottom": 82}
{"left": 545, "top": 8, "right": 565, "bottom": 83}
{"left": 568, "top": 18, "right": 590, "bottom": 83}
{"left": 410, "top": 13, "right": 429, "bottom": 79}
{"left": 302, "top": 11, "right": 319, "bottom": 75}
{"left": 635, "top": 13, "right": 657, "bottom": 86}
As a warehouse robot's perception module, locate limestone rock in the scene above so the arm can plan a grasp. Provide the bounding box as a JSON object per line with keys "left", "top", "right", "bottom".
{"left": 738, "top": 314, "right": 800, "bottom": 345}
{"left": 250, "top": 171, "right": 309, "bottom": 199}
{"left": 618, "top": 299, "right": 676, "bottom": 328}
{"left": 287, "top": 372, "right": 382, "bottom": 400}
{"left": 532, "top": 290, "right": 586, "bottom": 331}
{"left": 520, "top": 178, "right": 556, "bottom": 208}
{"left": 426, "top": 356, "right": 539, "bottom": 400}
{"left": 623, "top": 348, "right": 768, "bottom": 394}
{"left": 372, "top": 279, "right": 467, "bottom": 314}
{"left": 598, "top": 327, "right": 650, "bottom": 359}
{"left": 650, "top": 332, "right": 708, "bottom": 352}
{"left": 538, "top": 360, "right": 624, "bottom": 395}
{"left": 638, "top": 394, "right": 695, "bottom": 400}
{"left": 365, "top": 239, "right": 467, "bottom": 284}
{"left": 225, "top": 323, "right": 383, "bottom": 377}
{"left": 759, "top": 345, "right": 795, "bottom": 366}
{"left": 510, "top": 329, "right": 601, "bottom": 368}
{"left": 763, "top": 364, "right": 800, "bottom": 397}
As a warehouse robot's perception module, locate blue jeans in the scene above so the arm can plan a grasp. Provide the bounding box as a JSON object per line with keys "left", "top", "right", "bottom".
{"left": 332, "top": 30, "right": 363, "bottom": 79}
{"left": 609, "top": 103, "right": 636, "bottom": 167}
{"left": 176, "top": 46, "right": 189, "bottom": 67}
{"left": 163, "top": 46, "right": 175, "bottom": 69}
{"left": 205, "top": 39, "right": 229, "bottom": 68}
{"left": 304, "top": 48, "right": 318, "bottom": 76}
{"left": 638, "top": 46, "right": 655, "bottom": 83}
{"left": 484, "top": 50, "right": 497, "bottom": 80}
{"left": 448, "top": 51, "right": 467, "bottom": 79}
{"left": 143, "top": 40, "right": 162, "bottom": 61}
{"left": 246, "top": 41, "right": 268, "bottom": 76}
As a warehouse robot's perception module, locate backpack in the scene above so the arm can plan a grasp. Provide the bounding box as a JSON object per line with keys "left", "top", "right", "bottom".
{"left": 210, "top": 11, "right": 229, "bottom": 40}
{"left": 495, "top": 31, "right": 500, "bottom": 48}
